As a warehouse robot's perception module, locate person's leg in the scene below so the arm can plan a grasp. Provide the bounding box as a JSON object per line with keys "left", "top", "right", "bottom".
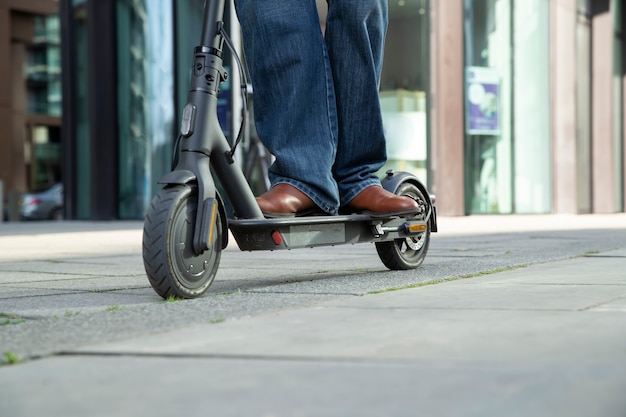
{"left": 325, "top": 0, "right": 418, "bottom": 214}
{"left": 325, "top": 0, "right": 388, "bottom": 206}
{"left": 234, "top": 0, "right": 340, "bottom": 215}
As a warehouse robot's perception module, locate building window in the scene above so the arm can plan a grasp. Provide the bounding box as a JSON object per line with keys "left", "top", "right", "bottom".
{"left": 463, "top": 0, "right": 551, "bottom": 214}
{"left": 25, "top": 15, "right": 63, "bottom": 192}
{"left": 463, "top": 0, "right": 513, "bottom": 214}
{"left": 379, "top": 0, "right": 430, "bottom": 185}
{"left": 27, "top": 16, "right": 62, "bottom": 117}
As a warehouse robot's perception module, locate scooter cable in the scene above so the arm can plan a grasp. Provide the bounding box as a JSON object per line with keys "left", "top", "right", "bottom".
{"left": 171, "top": 133, "right": 183, "bottom": 170}
{"left": 220, "top": 25, "right": 250, "bottom": 164}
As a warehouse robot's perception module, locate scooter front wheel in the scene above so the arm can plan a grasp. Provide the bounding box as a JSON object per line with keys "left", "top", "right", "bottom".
{"left": 375, "top": 182, "right": 431, "bottom": 270}
{"left": 142, "top": 184, "right": 221, "bottom": 299}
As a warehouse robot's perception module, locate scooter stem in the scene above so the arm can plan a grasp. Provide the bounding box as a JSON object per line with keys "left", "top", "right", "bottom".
{"left": 201, "top": 0, "right": 226, "bottom": 49}
{"left": 162, "top": 0, "right": 263, "bottom": 253}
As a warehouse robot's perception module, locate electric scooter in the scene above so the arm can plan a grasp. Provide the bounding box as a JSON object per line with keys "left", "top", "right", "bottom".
{"left": 142, "top": 0, "right": 438, "bottom": 299}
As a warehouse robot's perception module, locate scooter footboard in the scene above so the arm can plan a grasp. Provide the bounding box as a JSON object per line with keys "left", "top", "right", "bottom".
{"left": 228, "top": 214, "right": 428, "bottom": 251}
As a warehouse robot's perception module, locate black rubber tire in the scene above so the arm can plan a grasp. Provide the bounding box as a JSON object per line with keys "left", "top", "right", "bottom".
{"left": 142, "top": 185, "right": 221, "bottom": 299}
{"left": 375, "top": 182, "right": 431, "bottom": 270}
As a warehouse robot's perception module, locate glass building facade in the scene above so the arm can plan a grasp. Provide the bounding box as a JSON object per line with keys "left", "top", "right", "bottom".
{"left": 115, "top": 0, "right": 175, "bottom": 219}
{"left": 61, "top": 0, "right": 177, "bottom": 219}
{"left": 43, "top": 0, "right": 626, "bottom": 219}
{"left": 60, "top": 0, "right": 236, "bottom": 220}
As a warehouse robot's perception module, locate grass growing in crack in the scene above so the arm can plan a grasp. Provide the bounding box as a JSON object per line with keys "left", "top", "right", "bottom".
{"left": 368, "top": 277, "right": 461, "bottom": 294}
{"left": 106, "top": 305, "right": 121, "bottom": 312}
{"left": 459, "top": 265, "right": 527, "bottom": 279}
{"left": 0, "top": 313, "right": 25, "bottom": 326}
{"left": 210, "top": 317, "right": 225, "bottom": 324}
{"left": 368, "top": 265, "right": 528, "bottom": 295}
{"left": 2, "top": 351, "right": 20, "bottom": 365}
{"left": 164, "top": 295, "right": 183, "bottom": 302}
{"left": 64, "top": 310, "right": 80, "bottom": 317}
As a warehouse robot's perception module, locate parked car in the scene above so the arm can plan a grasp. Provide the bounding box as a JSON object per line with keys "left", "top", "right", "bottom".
{"left": 20, "top": 183, "right": 64, "bottom": 220}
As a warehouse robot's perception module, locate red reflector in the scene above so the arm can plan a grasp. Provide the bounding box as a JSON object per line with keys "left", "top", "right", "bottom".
{"left": 271, "top": 230, "right": 283, "bottom": 246}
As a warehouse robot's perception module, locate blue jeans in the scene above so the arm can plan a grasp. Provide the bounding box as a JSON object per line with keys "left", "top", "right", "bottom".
{"left": 234, "top": 0, "right": 388, "bottom": 215}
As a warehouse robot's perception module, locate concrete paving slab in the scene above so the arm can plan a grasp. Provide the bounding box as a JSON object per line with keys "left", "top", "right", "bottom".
{"left": 0, "top": 289, "right": 157, "bottom": 318}
{"left": 1, "top": 355, "right": 625, "bottom": 417}
{"left": 450, "top": 254, "right": 626, "bottom": 286}
{"left": 0, "top": 270, "right": 94, "bottom": 286}
{"left": 69, "top": 305, "right": 626, "bottom": 364}
{"left": 338, "top": 281, "right": 626, "bottom": 311}
{"left": 588, "top": 297, "right": 626, "bottom": 312}
{"left": 2, "top": 276, "right": 148, "bottom": 292}
{"left": 0, "top": 257, "right": 145, "bottom": 277}
{"left": 0, "top": 230, "right": 142, "bottom": 262}
{"left": 0, "top": 285, "right": 74, "bottom": 299}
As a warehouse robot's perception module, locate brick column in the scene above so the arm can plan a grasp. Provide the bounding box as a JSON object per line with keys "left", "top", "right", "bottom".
{"left": 429, "top": 0, "right": 465, "bottom": 216}
{"left": 551, "top": 0, "right": 579, "bottom": 213}
{"left": 591, "top": 1, "right": 616, "bottom": 213}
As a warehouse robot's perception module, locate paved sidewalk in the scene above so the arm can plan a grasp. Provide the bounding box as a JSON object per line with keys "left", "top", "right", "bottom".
{"left": 0, "top": 215, "right": 625, "bottom": 416}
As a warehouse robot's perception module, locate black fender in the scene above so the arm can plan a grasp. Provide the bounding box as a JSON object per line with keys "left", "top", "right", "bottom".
{"left": 215, "top": 191, "right": 229, "bottom": 250}
{"left": 157, "top": 169, "right": 229, "bottom": 249}
{"left": 381, "top": 170, "right": 437, "bottom": 232}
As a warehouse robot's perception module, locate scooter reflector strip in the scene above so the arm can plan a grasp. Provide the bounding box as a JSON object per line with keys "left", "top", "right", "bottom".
{"left": 207, "top": 201, "right": 218, "bottom": 245}
{"left": 407, "top": 223, "right": 427, "bottom": 233}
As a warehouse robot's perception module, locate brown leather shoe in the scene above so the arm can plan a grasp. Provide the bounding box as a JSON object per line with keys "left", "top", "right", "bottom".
{"left": 346, "top": 185, "right": 419, "bottom": 216}
{"left": 256, "top": 183, "right": 318, "bottom": 217}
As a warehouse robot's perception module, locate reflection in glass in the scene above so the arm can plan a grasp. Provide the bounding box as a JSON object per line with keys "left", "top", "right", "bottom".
{"left": 117, "top": 0, "right": 175, "bottom": 219}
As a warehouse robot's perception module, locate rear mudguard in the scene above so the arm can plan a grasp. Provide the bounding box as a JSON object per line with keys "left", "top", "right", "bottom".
{"left": 381, "top": 170, "right": 437, "bottom": 233}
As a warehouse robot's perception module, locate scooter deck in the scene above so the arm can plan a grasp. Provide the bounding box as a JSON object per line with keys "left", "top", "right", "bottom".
{"left": 228, "top": 213, "right": 428, "bottom": 251}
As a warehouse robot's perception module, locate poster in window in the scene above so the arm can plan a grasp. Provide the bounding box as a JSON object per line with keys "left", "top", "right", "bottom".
{"left": 466, "top": 66, "right": 500, "bottom": 135}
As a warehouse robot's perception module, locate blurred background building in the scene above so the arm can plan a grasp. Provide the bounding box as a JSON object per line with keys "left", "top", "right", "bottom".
{"left": 0, "top": 0, "right": 60, "bottom": 220}
{"left": 0, "top": 0, "right": 624, "bottom": 220}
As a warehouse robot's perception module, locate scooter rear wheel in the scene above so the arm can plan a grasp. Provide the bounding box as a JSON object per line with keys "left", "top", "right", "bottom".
{"left": 375, "top": 182, "right": 431, "bottom": 270}
{"left": 142, "top": 184, "right": 221, "bottom": 299}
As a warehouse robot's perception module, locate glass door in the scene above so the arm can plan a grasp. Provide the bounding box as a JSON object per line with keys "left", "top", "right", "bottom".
{"left": 463, "top": 0, "right": 513, "bottom": 214}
